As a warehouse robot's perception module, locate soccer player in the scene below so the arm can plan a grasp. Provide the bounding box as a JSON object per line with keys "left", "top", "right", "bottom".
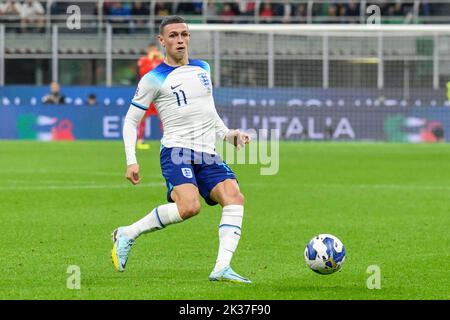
{"left": 136, "top": 44, "right": 164, "bottom": 150}
{"left": 112, "top": 16, "right": 252, "bottom": 283}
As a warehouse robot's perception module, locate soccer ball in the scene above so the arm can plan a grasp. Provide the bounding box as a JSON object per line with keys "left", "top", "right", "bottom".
{"left": 304, "top": 234, "right": 346, "bottom": 275}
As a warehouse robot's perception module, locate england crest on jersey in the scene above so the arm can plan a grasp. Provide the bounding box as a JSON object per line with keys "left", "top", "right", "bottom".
{"left": 197, "top": 72, "right": 210, "bottom": 88}
{"left": 181, "top": 167, "right": 193, "bottom": 178}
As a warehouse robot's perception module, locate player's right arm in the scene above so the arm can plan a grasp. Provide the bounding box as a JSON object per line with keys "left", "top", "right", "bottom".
{"left": 123, "top": 107, "right": 145, "bottom": 184}
{"left": 123, "top": 73, "right": 159, "bottom": 185}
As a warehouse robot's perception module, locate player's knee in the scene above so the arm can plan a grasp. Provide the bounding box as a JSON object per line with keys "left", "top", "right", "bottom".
{"left": 179, "top": 201, "right": 201, "bottom": 219}
{"left": 227, "top": 190, "right": 245, "bottom": 205}
{"left": 235, "top": 192, "right": 245, "bottom": 205}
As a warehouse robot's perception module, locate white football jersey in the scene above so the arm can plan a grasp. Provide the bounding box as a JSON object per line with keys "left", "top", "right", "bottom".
{"left": 131, "top": 59, "right": 229, "bottom": 154}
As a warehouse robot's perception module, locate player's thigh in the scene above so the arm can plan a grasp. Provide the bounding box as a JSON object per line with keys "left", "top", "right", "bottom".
{"left": 171, "top": 183, "right": 202, "bottom": 219}
{"left": 210, "top": 178, "right": 245, "bottom": 207}
{"left": 195, "top": 155, "right": 240, "bottom": 206}
{"left": 160, "top": 146, "right": 199, "bottom": 204}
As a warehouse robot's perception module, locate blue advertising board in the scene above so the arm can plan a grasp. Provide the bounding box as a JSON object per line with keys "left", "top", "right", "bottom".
{"left": 0, "top": 106, "right": 162, "bottom": 141}
{"left": 1, "top": 105, "right": 449, "bottom": 143}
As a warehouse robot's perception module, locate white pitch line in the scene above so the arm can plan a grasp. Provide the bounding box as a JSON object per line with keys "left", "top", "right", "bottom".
{"left": 0, "top": 169, "right": 162, "bottom": 178}
{"left": 1, "top": 181, "right": 449, "bottom": 192}
{"left": 245, "top": 183, "right": 450, "bottom": 191}
{"left": 6, "top": 179, "right": 102, "bottom": 185}
{"left": 325, "top": 183, "right": 450, "bottom": 191}
{"left": 360, "top": 184, "right": 448, "bottom": 191}
{"left": 0, "top": 182, "right": 165, "bottom": 191}
{"left": 0, "top": 169, "right": 122, "bottom": 176}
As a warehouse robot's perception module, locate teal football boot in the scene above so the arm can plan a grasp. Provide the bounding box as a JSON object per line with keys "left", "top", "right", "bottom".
{"left": 209, "top": 266, "right": 252, "bottom": 283}
{"left": 111, "top": 227, "right": 135, "bottom": 272}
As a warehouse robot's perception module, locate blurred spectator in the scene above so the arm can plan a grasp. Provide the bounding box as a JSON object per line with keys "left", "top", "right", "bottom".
{"left": 0, "top": 0, "right": 14, "bottom": 14}
{"left": 43, "top": 82, "right": 66, "bottom": 105}
{"left": 131, "top": 1, "right": 150, "bottom": 29}
{"left": 419, "top": 2, "right": 430, "bottom": 17}
{"left": 155, "top": 3, "right": 170, "bottom": 16}
{"left": 176, "top": 1, "right": 203, "bottom": 15}
{"left": 86, "top": 93, "right": 97, "bottom": 106}
{"left": 0, "top": 1, "right": 18, "bottom": 23}
{"left": 0, "top": 0, "right": 19, "bottom": 23}
{"left": 273, "top": 1, "right": 292, "bottom": 23}
{"left": 137, "top": 43, "right": 164, "bottom": 79}
{"left": 220, "top": 3, "right": 237, "bottom": 23}
{"left": 109, "top": 1, "right": 131, "bottom": 18}
{"left": 259, "top": 2, "right": 273, "bottom": 23}
{"left": 205, "top": 1, "right": 219, "bottom": 23}
{"left": 388, "top": 2, "right": 405, "bottom": 17}
{"left": 131, "top": 1, "right": 149, "bottom": 17}
{"left": 293, "top": 3, "right": 307, "bottom": 22}
{"left": 14, "top": 0, "right": 45, "bottom": 33}
{"left": 327, "top": 4, "right": 339, "bottom": 23}
{"left": 237, "top": 0, "right": 255, "bottom": 23}
{"left": 342, "top": 0, "right": 360, "bottom": 22}
{"left": 193, "top": 1, "right": 204, "bottom": 15}
{"left": 105, "top": 1, "right": 131, "bottom": 33}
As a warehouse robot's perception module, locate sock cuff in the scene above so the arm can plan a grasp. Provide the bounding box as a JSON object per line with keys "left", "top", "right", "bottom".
{"left": 157, "top": 203, "right": 183, "bottom": 226}
{"left": 222, "top": 205, "right": 244, "bottom": 215}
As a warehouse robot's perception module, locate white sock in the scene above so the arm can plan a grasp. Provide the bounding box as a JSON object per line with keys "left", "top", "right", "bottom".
{"left": 213, "top": 205, "right": 244, "bottom": 273}
{"left": 121, "top": 203, "right": 182, "bottom": 240}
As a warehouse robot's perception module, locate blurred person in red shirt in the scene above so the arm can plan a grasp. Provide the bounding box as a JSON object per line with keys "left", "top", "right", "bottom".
{"left": 260, "top": 2, "right": 273, "bottom": 23}
{"left": 136, "top": 43, "right": 164, "bottom": 149}
{"left": 220, "top": 3, "right": 237, "bottom": 23}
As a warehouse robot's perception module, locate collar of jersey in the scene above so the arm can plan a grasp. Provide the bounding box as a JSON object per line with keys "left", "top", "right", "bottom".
{"left": 160, "top": 59, "right": 196, "bottom": 70}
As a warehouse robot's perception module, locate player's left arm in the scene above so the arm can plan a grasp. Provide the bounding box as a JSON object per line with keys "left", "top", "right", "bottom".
{"left": 214, "top": 111, "right": 251, "bottom": 150}
{"left": 225, "top": 128, "right": 252, "bottom": 150}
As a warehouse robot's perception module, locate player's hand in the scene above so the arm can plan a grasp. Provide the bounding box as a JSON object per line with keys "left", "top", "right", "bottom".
{"left": 225, "top": 129, "right": 252, "bottom": 150}
{"left": 126, "top": 163, "right": 141, "bottom": 185}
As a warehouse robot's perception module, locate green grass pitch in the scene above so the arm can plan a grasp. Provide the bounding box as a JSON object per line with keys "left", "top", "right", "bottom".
{"left": 0, "top": 141, "right": 449, "bottom": 299}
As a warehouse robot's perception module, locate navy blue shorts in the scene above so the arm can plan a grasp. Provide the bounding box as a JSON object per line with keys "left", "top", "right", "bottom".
{"left": 160, "top": 146, "right": 237, "bottom": 206}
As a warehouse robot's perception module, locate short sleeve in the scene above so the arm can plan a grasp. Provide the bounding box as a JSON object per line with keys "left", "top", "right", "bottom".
{"left": 130, "top": 73, "right": 160, "bottom": 111}
{"left": 203, "top": 61, "right": 211, "bottom": 77}
{"left": 189, "top": 59, "right": 211, "bottom": 77}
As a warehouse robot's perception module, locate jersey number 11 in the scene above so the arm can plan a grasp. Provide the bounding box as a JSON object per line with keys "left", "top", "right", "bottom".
{"left": 173, "top": 90, "right": 187, "bottom": 107}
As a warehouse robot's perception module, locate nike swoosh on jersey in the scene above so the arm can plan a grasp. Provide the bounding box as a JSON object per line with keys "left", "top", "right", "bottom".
{"left": 170, "top": 84, "right": 182, "bottom": 90}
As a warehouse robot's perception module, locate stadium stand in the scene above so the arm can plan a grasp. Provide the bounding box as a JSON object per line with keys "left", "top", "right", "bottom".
{"left": 1, "top": 1, "right": 450, "bottom": 102}
{"left": 1, "top": 1, "right": 450, "bottom": 30}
